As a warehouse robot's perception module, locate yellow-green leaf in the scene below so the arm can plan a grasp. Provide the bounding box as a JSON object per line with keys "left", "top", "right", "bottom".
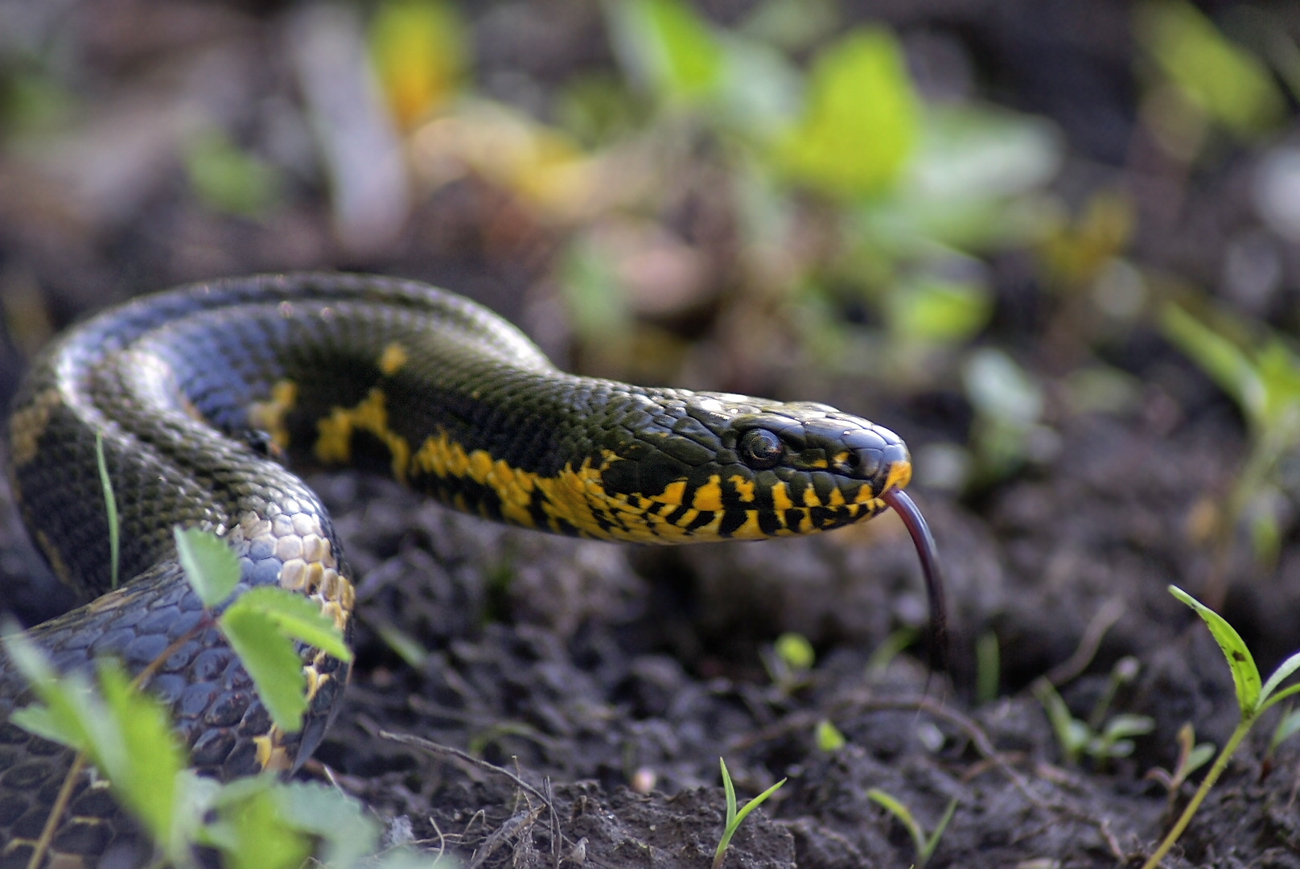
{"left": 1136, "top": 0, "right": 1284, "bottom": 137}
{"left": 609, "top": 0, "right": 724, "bottom": 102}
{"left": 1169, "top": 585, "right": 1261, "bottom": 715}
{"left": 225, "top": 586, "right": 352, "bottom": 663}
{"left": 220, "top": 607, "right": 308, "bottom": 733}
{"left": 776, "top": 28, "right": 919, "bottom": 198}
{"left": 98, "top": 660, "right": 187, "bottom": 846}
{"left": 176, "top": 526, "right": 241, "bottom": 608}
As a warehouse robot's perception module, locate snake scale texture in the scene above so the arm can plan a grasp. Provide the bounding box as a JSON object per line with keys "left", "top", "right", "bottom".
{"left": 0, "top": 273, "right": 929, "bottom": 866}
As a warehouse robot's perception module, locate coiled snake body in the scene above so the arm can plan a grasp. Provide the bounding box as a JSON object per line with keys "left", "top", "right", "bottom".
{"left": 0, "top": 273, "right": 934, "bottom": 865}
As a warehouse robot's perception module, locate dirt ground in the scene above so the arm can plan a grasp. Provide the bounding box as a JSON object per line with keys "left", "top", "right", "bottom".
{"left": 2, "top": 1, "right": 1300, "bottom": 867}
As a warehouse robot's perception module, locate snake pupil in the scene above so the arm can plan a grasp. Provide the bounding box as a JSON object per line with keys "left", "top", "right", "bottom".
{"left": 739, "top": 429, "right": 783, "bottom": 469}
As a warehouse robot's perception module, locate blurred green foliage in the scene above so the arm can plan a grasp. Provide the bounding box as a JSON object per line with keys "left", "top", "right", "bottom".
{"left": 184, "top": 130, "right": 282, "bottom": 217}
{"left": 1161, "top": 302, "right": 1300, "bottom": 567}
{"left": 774, "top": 29, "right": 918, "bottom": 198}
{"left": 1136, "top": 0, "right": 1285, "bottom": 142}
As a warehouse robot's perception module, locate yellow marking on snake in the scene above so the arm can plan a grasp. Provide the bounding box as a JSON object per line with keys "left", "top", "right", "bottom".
{"left": 770, "top": 481, "right": 793, "bottom": 511}
{"left": 379, "top": 341, "right": 409, "bottom": 376}
{"left": 692, "top": 475, "right": 723, "bottom": 511}
{"left": 407, "top": 432, "right": 898, "bottom": 543}
{"left": 9, "top": 387, "right": 62, "bottom": 467}
{"left": 315, "top": 388, "right": 412, "bottom": 481}
{"left": 248, "top": 379, "right": 298, "bottom": 450}
{"left": 884, "top": 459, "right": 912, "bottom": 493}
{"left": 655, "top": 480, "right": 687, "bottom": 507}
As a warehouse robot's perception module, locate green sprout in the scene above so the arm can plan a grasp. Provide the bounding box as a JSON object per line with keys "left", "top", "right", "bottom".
{"left": 1140, "top": 586, "right": 1300, "bottom": 869}
{"left": 3, "top": 524, "right": 404, "bottom": 865}
{"left": 1033, "top": 657, "right": 1153, "bottom": 768}
{"left": 866, "top": 788, "right": 957, "bottom": 868}
{"left": 975, "top": 631, "right": 1000, "bottom": 705}
{"left": 762, "top": 631, "right": 816, "bottom": 694}
{"left": 94, "top": 431, "right": 120, "bottom": 589}
{"left": 1145, "top": 722, "right": 1216, "bottom": 812}
{"left": 815, "top": 718, "right": 846, "bottom": 752}
{"left": 1161, "top": 301, "right": 1300, "bottom": 587}
{"left": 714, "top": 758, "right": 786, "bottom": 869}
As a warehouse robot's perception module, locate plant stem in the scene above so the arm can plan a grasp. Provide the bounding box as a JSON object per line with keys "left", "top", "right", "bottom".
{"left": 1140, "top": 718, "right": 1252, "bottom": 869}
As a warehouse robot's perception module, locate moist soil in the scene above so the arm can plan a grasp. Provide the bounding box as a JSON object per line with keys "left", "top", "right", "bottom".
{"left": 2, "top": 2, "right": 1300, "bottom": 867}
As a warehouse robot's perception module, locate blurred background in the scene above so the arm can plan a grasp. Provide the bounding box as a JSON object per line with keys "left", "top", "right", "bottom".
{"left": 2, "top": 0, "right": 1300, "bottom": 668}
{"left": 6, "top": 3, "right": 1300, "bottom": 863}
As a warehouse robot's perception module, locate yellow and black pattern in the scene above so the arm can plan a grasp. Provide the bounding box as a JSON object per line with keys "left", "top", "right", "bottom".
{"left": 0, "top": 273, "right": 912, "bottom": 864}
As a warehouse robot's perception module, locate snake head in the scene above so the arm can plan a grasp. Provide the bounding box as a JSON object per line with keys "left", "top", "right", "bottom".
{"left": 587, "top": 391, "right": 911, "bottom": 542}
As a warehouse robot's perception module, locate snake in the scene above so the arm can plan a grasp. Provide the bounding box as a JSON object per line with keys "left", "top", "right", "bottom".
{"left": 0, "top": 273, "right": 944, "bottom": 865}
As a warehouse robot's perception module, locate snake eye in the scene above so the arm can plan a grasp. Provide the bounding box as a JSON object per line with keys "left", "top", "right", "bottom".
{"left": 739, "top": 429, "right": 784, "bottom": 469}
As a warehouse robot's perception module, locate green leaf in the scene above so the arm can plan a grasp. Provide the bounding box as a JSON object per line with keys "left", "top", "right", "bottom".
{"left": 97, "top": 660, "right": 187, "bottom": 849}
{"left": 3, "top": 629, "right": 99, "bottom": 754}
{"left": 273, "top": 780, "right": 381, "bottom": 866}
{"left": 184, "top": 130, "right": 282, "bottom": 217}
{"left": 776, "top": 28, "right": 919, "bottom": 198}
{"left": 886, "top": 275, "right": 992, "bottom": 345}
{"left": 1136, "top": 0, "right": 1284, "bottom": 137}
{"left": 721, "top": 757, "right": 738, "bottom": 824}
{"left": 1271, "top": 704, "right": 1300, "bottom": 751}
{"left": 730, "top": 776, "right": 786, "bottom": 830}
{"left": 815, "top": 718, "right": 846, "bottom": 751}
{"left": 775, "top": 632, "right": 815, "bottom": 671}
{"left": 1102, "top": 714, "right": 1157, "bottom": 740}
{"left": 608, "top": 0, "right": 724, "bottom": 102}
{"left": 95, "top": 431, "right": 120, "bottom": 590}
{"left": 203, "top": 779, "right": 312, "bottom": 869}
{"left": 909, "top": 105, "right": 1063, "bottom": 205}
{"left": 867, "top": 788, "right": 925, "bottom": 856}
{"left": 225, "top": 587, "right": 352, "bottom": 663}
{"left": 1260, "top": 651, "right": 1300, "bottom": 712}
{"left": 1169, "top": 585, "right": 1261, "bottom": 715}
{"left": 1159, "top": 303, "right": 1263, "bottom": 428}
{"left": 220, "top": 606, "right": 308, "bottom": 732}
{"left": 175, "top": 526, "right": 241, "bottom": 608}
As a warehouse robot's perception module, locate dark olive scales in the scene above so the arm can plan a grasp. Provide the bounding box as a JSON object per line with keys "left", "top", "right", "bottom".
{"left": 0, "top": 273, "right": 933, "bottom": 865}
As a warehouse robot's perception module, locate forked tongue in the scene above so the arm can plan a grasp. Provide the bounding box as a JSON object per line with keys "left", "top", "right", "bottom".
{"left": 881, "top": 487, "right": 949, "bottom": 675}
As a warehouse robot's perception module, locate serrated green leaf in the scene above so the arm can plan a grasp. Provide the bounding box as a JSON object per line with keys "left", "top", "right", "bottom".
{"left": 8, "top": 704, "right": 71, "bottom": 746}
{"left": 3, "top": 629, "right": 99, "bottom": 754}
{"left": 225, "top": 586, "right": 352, "bottom": 663}
{"left": 97, "top": 660, "right": 187, "bottom": 847}
{"left": 220, "top": 607, "right": 308, "bottom": 732}
{"left": 175, "top": 526, "right": 241, "bottom": 607}
{"left": 1169, "top": 585, "right": 1261, "bottom": 715}
{"left": 273, "top": 780, "right": 381, "bottom": 866}
{"left": 776, "top": 27, "right": 918, "bottom": 198}
{"left": 206, "top": 782, "right": 312, "bottom": 869}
